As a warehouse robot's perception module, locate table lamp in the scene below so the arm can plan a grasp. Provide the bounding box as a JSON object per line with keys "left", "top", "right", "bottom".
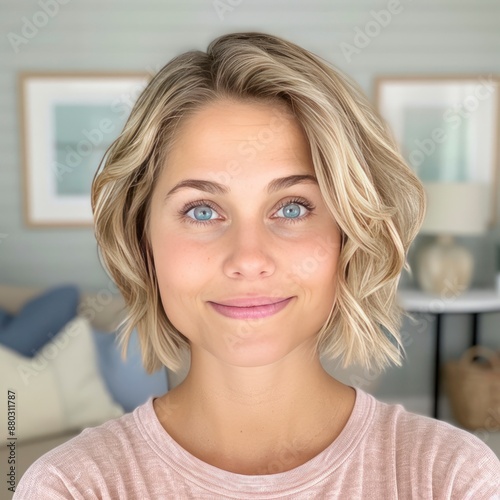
{"left": 416, "top": 183, "right": 490, "bottom": 296}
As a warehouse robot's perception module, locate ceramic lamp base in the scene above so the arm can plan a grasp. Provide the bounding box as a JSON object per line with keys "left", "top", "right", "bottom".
{"left": 416, "top": 235, "right": 473, "bottom": 296}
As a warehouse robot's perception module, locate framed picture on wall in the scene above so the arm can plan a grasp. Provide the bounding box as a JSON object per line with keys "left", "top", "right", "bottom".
{"left": 19, "top": 72, "right": 150, "bottom": 227}
{"left": 374, "top": 75, "right": 500, "bottom": 227}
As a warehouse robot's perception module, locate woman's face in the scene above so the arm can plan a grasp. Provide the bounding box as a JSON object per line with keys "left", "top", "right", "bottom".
{"left": 149, "top": 99, "right": 342, "bottom": 367}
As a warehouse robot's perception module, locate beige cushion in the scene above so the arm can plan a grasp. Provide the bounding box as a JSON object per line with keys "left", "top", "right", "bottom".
{"left": 0, "top": 316, "right": 124, "bottom": 445}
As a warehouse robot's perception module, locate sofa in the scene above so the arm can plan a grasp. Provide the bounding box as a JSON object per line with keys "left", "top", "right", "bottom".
{"left": 0, "top": 283, "right": 189, "bottom": 499}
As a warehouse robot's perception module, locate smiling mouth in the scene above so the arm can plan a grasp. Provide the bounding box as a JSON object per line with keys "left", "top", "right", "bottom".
{"left": 210, "top": 297, "right": 293, "bottom": 308}
{"left": 208, "top": 297, "right": 294, "bottom": 320}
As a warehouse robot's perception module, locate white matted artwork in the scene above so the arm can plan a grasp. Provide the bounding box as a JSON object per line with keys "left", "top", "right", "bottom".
{"left": 374, "top": 76, "right": 500, "bottom": 227}
{"left": 20, "top": 73, "right": 150, "bottom": 227}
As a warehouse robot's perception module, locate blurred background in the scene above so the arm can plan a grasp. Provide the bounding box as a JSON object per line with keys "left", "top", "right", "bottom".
{"left": 1, "top": 0, "right": 500, "bottom": 483}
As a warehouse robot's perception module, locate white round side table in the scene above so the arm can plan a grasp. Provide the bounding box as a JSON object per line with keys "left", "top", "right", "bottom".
{"left": 397, "top": 288, "right": 500, "bottom": 419}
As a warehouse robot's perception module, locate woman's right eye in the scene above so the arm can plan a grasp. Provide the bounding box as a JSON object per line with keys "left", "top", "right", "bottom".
{"left": 180, "top": 202, "right": 221, "bottom": 226}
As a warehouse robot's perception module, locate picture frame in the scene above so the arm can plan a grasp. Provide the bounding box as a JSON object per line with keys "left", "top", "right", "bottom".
{"left": 19, "top": 72, "right": 150, "bottom": 227}
{"left": 374, "top": 75, "right": 500, "bottom": 228}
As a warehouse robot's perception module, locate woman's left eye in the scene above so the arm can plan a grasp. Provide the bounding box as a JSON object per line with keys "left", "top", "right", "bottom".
{"left": 274, "top": 199, "right": 314, "bottom": 222}
{"left": 178, "top": 197, "right": 316, "bottom": 226}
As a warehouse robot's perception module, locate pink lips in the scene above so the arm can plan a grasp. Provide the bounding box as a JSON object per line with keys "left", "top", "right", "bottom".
{"left": 208, "top": 297, "right": 294, "bottom": 320}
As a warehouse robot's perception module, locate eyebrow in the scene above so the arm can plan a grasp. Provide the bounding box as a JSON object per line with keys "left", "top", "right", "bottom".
{"left": 164, "top": 174, "right": 319, "bottom": 201}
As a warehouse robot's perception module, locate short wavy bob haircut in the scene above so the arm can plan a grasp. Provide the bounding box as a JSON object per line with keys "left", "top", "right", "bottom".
{"left": 91, "top": 31, "right": 426, "bottom": 375}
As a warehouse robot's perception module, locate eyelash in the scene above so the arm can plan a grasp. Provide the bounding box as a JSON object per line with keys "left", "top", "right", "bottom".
{"left": 178, "top": 197, "right": 316, "bottom": 227}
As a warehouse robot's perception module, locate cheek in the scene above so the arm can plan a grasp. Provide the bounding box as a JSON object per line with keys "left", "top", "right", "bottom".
{"left": 151, "top": 236, "right": 209, "bottom": 336}
{"left": 153, "top": 235, "right": 209, "bottom": 292}
{"left": 288, "top": 236, "right": 340, "bottom": 285}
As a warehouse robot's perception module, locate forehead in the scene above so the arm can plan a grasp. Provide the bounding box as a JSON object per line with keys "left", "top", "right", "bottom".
{"left": 162, "top": 100, "right": 315, "bottom": 184}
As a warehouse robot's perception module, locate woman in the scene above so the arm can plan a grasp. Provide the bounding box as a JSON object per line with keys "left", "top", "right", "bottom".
{"left": 15, "top": 32, "right": 499, "bottom": 499}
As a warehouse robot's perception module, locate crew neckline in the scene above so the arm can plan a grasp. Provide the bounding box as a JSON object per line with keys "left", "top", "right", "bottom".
{"left": 134, "top": 386, "right": 375, "bottom": 498}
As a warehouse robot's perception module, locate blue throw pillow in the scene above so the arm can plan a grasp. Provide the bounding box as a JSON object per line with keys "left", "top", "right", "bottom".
{"left": 0, "top": 307, "right": 13, "bottom": 329}
{"left": 0, "top": 285, "right": 80, "bottom": 356}
{"left": 93, "top": 328, "right": 168, "bottom": 412}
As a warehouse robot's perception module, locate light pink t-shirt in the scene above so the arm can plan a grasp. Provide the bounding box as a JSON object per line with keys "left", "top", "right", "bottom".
{"left": 13, "top": 387, "right": 500, "bottom": 499}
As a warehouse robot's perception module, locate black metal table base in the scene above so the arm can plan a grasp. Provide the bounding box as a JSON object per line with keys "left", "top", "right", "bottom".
{"left": 432, "top": 312, "right": 479, "bottom": 420}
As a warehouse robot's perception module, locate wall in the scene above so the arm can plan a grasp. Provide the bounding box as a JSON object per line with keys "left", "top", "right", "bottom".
{"left": 1, "top": 0, "right": 499, "bottom": 289}
{"left": 1, "top": 0, "right": 500, "bottom": 420}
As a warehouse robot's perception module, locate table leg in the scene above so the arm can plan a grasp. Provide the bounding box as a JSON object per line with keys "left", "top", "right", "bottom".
{"left": 471, "top": 312, "right": 479, "bottom": 346}
{"left": 433, "top": 313, "right": 442, "bottom": 419}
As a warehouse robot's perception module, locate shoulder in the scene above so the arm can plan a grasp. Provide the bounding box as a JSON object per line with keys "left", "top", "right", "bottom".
{"left": 363, "top": 391, "right": 500, "bottom": 496}
{"left": 14, "top": 401, "right": 151, "bottom": 499}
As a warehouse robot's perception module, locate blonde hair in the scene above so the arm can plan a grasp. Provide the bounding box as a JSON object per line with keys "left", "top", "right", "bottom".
{"left": 91, "top": 32, "right": 426, "bottom": 375}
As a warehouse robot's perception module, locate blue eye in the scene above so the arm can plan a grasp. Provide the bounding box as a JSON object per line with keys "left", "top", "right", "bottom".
{"left": 178, "top": 197, "right": 316, "bottom": 227}
{"left": 275, "top": 202, "right": 305, "bottom": 220}
{"left": 189, "top": 205, "right": 219, "bottom": 223}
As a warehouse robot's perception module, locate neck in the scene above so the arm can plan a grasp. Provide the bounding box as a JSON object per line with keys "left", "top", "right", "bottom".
{"left": 154, "top": 343, "right": 356, "bottom": 474}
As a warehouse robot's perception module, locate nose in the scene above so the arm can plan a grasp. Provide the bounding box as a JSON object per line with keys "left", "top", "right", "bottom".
{"left": 222, "top": 220, "right": 277, "bottom": 279}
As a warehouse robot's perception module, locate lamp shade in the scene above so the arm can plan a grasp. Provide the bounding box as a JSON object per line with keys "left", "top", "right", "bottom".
{"left": 420, "top": 183, "right": 490, "bottom": 235}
